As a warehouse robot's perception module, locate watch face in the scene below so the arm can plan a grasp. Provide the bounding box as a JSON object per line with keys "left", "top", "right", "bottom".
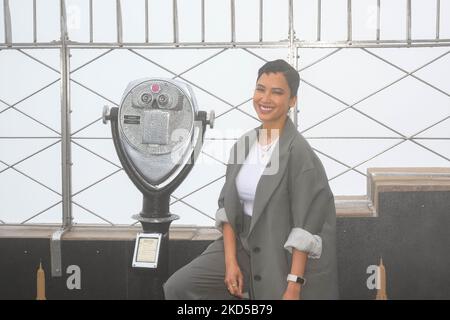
{"left": 288, "top": 274, "right": 306, "bottom": 285}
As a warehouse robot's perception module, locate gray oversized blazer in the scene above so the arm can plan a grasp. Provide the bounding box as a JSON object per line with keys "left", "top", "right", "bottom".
{"left": 206, "top": 117, "right": 339, "bottom": 300}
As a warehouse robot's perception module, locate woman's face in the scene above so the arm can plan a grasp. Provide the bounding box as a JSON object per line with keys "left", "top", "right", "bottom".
{"left": 253, "top": 72, "right": 297, "bottom": 127}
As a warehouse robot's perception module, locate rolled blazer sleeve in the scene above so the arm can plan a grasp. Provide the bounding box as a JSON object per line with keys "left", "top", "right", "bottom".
{"left": 284, "top": 164, "right": 333, "bottom": 259}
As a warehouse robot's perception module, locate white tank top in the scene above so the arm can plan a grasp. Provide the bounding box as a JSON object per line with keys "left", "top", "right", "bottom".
{"left": 235, "top": 137, "right": 279, "bottom": 216}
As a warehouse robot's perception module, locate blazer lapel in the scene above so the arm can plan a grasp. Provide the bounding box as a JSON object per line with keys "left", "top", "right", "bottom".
{"left": 224, "top": 129, "right": 258, "bottom": 232}
{"left": 249, "top": 117, "right": 297, "bottom": 236}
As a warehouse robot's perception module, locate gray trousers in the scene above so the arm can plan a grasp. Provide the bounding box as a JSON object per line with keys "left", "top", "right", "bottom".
{"left": 163, "top": 215, "right": 253, "bottom": 300}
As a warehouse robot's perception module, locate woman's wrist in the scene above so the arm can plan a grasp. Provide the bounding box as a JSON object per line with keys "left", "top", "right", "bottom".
{"left": 287, "top": 281, "right": 302, "bottom": 292}
{"left": 225, "top": 256, "right": 239, "bottom": 268}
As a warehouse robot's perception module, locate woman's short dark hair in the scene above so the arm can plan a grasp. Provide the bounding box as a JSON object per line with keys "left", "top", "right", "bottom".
{"left": 257, "top": 59, "right": 300, "bottom": 97}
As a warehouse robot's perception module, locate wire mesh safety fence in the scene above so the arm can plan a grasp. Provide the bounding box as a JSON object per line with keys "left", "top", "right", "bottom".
{"left": 0, "top": 0, "right": 449, "bottom": 226}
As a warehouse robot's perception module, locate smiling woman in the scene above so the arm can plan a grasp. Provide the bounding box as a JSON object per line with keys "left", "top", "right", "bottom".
{"left": 163, "top": 59, "right": 338, "bottom": 300}
{"left": 253, "top": 62, "right": 298, "bottom": 135}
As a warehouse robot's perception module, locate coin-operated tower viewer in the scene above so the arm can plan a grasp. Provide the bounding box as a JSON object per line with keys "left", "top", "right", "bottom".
{"left": 103, "top": 78, "right": 214, "bottom": 299}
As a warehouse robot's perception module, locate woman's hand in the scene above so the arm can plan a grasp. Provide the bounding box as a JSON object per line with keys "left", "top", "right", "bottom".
{"left": 224, "top": 261, "right": 244, "bottom": 298}
{"left": 222, "top": 222, "right": 243, "bottom": 298}
{"left": 282, "top": 282, "right": 301, "bottom": 300}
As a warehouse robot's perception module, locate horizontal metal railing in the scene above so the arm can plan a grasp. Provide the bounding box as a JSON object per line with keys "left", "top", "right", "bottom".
{"left": 1, "top": 0, "right": 450, "bottom": 48}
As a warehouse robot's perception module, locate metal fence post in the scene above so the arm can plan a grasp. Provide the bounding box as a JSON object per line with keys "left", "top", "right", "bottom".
{"left": 60, "top": 0, "right": 72, "bottom": 229}
{"left": 288, "top": 0, "right": 298, "bottom": 128}
{"left": 51, "top": 0, "right": 73, "bottom": 278}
